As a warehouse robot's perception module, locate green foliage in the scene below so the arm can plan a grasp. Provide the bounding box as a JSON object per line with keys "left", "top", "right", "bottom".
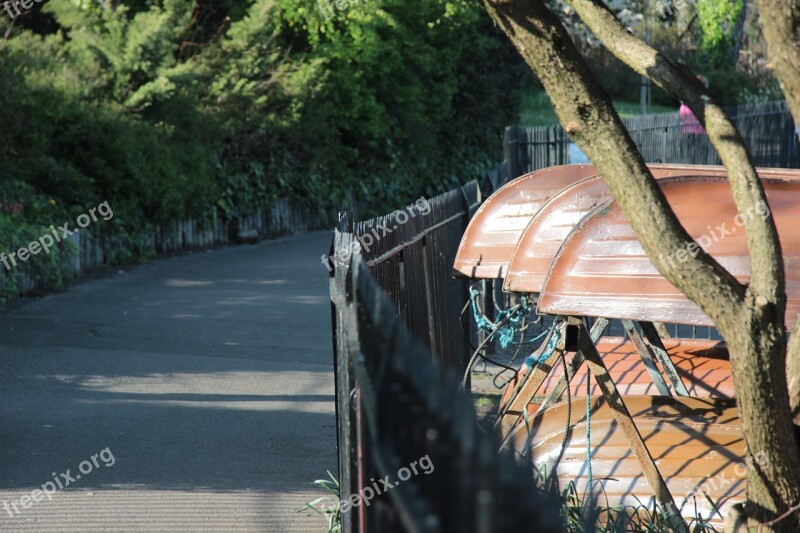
{"left": 704, "top": 68, "right": 759, "bottom": 107}
{"left": 696, "top": 0, "right": 745, "bottom": 70}
{"left": 0, "top": 0, "right": 523, "bottom": 296}
{"left": 519, "top": 91, "right": 675, "bottom": 127}
{"left": 0, "top": 182, "right": 71, "bottom": 302}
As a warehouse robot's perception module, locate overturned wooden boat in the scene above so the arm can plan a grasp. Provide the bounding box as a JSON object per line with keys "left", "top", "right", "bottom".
{"left": 537, "top": 176, "right": 800, "bottom": 327}
{"left": 498, "top": 175, "right": 749, "bottom": 432}
{"left": 453, "top": 164, "right": 796, "bottom": 280}
{"left": 500, "top": 172, "right": 800, "bottom": 426}
{"left": 505, "top": 395, "right": 744, "bottom": 529}
{"left": 502, "top": 174, "right": 800, "bottom": 529}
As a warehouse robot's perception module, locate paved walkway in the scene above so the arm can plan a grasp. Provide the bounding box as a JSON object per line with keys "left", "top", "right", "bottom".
{"left": 0, "top": 232, "right": 337, "bottom": 532}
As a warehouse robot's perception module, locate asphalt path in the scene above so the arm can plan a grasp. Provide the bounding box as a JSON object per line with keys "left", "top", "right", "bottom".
{"left": 0, "top": 231, "right": 337, "bottom": 532}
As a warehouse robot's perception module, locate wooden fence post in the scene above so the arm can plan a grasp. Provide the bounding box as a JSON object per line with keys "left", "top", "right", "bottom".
{"left": 331, "top": 228, "right": 358, "bottom": 533}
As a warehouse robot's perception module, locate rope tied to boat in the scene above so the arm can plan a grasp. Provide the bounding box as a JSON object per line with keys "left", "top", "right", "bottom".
{"left": 523, "top": 324, "right": 560, "bottom": 369}
{"left": 469, "top": 287, "right": 540, "bottom": 349}
{"left": 586, "top": 373, "right": 593, "bottom": 494}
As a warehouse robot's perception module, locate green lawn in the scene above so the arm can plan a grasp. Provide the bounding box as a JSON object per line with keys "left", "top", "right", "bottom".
{"left": 519, "top": 91, "right": 675, "bottom": 126}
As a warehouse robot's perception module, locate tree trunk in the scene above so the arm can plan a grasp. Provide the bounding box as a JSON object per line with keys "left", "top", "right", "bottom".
{"left": 479, "top": 0, "right": 800, "bottom": 529}
{"left": 755, "top": 0, "right": 800, "bottom": 422}
{"left": 725, "top": 303, "right": 800, "bottom": 531}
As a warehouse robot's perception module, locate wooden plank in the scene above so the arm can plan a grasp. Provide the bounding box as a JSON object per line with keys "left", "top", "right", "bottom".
{"left": 498, "top": 321, "right": 566, "bottom": 436}
{"left": 495, "top": 318, "right": 608, "bottom": 448}
{"left": 532, "top": 318, "right": 609, "bottom": 415}
{"left": 621, "top": 319, "right": 672, "bottom": 396}
{"left": 499, "top": 318, "right": 608, "bottom": 437}
{"left": 639, "top": 321, "right": 691, "bottom": 396}
{"left": 653, "top": 322, "right": 671, "bottom": 339}
{"left": 331, "top": 231, "right": 360, "bottom": 533}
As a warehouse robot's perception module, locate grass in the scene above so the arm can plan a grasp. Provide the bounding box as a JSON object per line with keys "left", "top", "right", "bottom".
{"left": 299, "top": 471, "right": 341, "bottom": 533}
{"left": 304, "top": 466, "right": 724, "bottom": 532}
{"left": 532, "top": 465, "right": 722, "bottom": 533}
{"left": 519, "top": 91, "right": 675, "bottom": 126}
{"left": 475, "top": 394, "right": 500, "bottom": 408}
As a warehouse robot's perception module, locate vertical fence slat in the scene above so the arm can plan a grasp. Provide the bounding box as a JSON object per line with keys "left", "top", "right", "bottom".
{"left": 503, "top": 100, "right": 799, "bottom": 178}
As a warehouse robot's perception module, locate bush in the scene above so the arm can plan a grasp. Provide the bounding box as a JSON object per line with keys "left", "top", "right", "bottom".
{"left": 0, "top": 0, "right": 524, "bottom": 260}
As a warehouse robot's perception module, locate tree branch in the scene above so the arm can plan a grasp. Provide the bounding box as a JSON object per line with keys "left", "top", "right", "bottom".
{"left": 567, "top": 0, "right": 784, "bottom": 313}
{"left": 756, "top": 1, "right": 800, "bottom": 130}
{"left": 755, "top": 0, "right": 800, "bottom": 420}
{"left": 479, "top": 0, "right": 745, "bottom": 331}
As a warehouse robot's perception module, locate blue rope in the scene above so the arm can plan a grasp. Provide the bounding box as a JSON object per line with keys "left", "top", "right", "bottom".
{"left": 469, "top": 287, "right": 494, "bottom": 332}
{"left": 469, "top": 288, "right": 537, "bottom": 349}
{"left": 586, "top": 373, "right": 593, "bottom": 495}
{"left": 523, "top": 325, "right": 560, "bottom": 369}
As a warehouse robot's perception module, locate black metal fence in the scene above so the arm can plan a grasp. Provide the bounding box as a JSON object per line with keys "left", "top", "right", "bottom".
{"left": 333, "top": 183, "right": 481, "bottom": 372}
{"left": 330, "top": 235, "right": 561, "bottom": 533}
{"left": 505, "top": 100, "right": 800, "bottom": 176}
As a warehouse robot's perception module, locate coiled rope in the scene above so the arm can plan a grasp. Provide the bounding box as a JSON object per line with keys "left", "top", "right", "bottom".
{"left": 469, "top": 287, "right": 537, "bottom": 349}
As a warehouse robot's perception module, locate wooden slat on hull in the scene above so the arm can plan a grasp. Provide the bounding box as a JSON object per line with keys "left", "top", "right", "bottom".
{"left": 538, "top": 176, "right": 800, "bottom": 327}
{"left": 454, "top": 165, "right": 799, "bottom": 281}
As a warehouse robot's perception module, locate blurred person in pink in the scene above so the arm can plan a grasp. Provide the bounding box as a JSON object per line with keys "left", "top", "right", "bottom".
{"left": 679, "top": 75, "right": 708, "bottom": 135}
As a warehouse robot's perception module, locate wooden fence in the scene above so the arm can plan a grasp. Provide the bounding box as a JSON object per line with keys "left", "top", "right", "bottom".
{"left": 1, "top": 196, "right": 329, "bottom": 300}
{"left": 505, "top": 100, "right": 800, "bottom": 177}
{"left": 330, "top": 234, "right": 561, "bottom": 533}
